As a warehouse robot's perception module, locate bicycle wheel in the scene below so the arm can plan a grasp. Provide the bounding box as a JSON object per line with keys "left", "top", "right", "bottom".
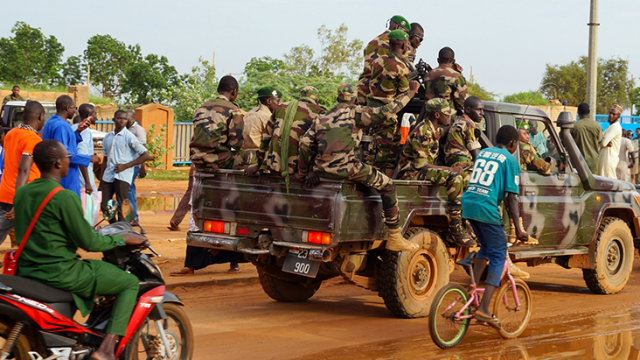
{"left": 493, "top": 278, "right": 532, "bottom": 339}
{"left": 428, "top": 283, "right": 471, "bottom": 349}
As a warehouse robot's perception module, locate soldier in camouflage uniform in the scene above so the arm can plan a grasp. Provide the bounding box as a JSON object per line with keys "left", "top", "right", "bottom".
{"left": 356, "top": 15, "right": 411, "bottom": 105}
{"left": 516, "top": 120, "right": 550, "bottom": 175}
{"left": 398, "top": 99, "right": 473, "bottom": 246}
{"left": 245, "top": 86, "right": 325, "bottom": 181}
{"left": 366, "top": 30, "right": 411, "bottom": 176}
{"left": 406, "top": 22, "right": 424, "bottom": 69}
{"left": 190, "top": 75, "right": 244, "bottom": 170}
{"left": 445, "top": 96, "right": 483, "bottom": 184}
{"left": 424, "top": 47, "right": 468, "bottom": 115}
{"left": 297, "top": 82, "right": 421, "bottom": 252}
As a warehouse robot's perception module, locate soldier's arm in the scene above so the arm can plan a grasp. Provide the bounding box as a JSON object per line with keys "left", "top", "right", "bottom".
{"left": 256, "top": 112, "right": 276, "bottom": 165}
{"left": 298, "top": 122, "right": 318, "bottom": 177}
{"left": 465, "top": 125, "right": 481, "bottom": 159}
{"left": 227, "top": 110, "right": 245, "bottom": 150}
{"left": 357, "top": 81, "right": 419, "bottom": 128}
{"left": 452, "top": 76, "right": 468, "bottom": 114}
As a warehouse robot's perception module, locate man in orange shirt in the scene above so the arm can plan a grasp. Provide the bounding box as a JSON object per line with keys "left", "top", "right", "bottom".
{"left": 0, "top": 100, "right": 45, "bottom": 244}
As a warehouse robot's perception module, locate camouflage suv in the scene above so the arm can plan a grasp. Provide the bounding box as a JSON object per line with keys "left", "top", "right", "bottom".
{"left": 187, "top": 99, "right": 640, "bottom": 318}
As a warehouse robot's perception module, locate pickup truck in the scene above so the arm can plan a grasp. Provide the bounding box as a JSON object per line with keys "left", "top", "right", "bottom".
{"left": 187, "top": 99, "right": 640, "bottom": 318}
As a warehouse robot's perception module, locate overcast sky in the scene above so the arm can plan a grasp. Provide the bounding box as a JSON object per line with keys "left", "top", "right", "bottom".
{"left": 3, "top": 0, "right": 639, "bottom": 109}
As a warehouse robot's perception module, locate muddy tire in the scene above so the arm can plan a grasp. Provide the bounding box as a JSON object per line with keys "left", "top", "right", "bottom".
{"left": 583, "top": 217, "right": 634, "bottom": 295}
{"left": 379, "top": 227, "right": 450, "bottom": 318}
{"left": 258, "top": 267, "right": 322, "bottom": 302}
{"left": 0, "top": 319, "right": 31, "bottom": 359}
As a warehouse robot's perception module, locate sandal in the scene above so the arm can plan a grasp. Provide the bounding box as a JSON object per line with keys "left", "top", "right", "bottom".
{"left": 170, "top": 267, "right": 194, "bottom": 276}
{"left": 473, "top": 311, "right": 501, "bottom": 330}
{"left": 167, "top": 221, "right": 181, "bottom": 232}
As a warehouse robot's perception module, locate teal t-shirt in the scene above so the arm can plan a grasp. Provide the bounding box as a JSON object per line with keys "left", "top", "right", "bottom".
{"left": 461, "top": 147, "right": 520, "bottom": 225}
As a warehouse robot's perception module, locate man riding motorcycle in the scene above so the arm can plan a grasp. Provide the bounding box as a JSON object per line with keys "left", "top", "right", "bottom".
{"left": 13, "top": 139, "right": 147, "bottom": 360}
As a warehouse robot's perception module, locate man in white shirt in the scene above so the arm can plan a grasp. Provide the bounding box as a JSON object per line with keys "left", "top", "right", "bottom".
{"left": 125, "top": 109, "right": 147, "bottom": 232}
{"left": 597, "top": 105, "right": 623, "bottom": 179}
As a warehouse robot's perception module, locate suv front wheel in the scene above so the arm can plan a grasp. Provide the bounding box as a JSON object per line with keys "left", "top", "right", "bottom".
{"left": 583, "top": 217, "right": 634, "bottom": 294}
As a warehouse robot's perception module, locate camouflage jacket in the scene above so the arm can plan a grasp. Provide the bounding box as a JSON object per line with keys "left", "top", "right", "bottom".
{"left": 257, "top": 98, "right": 325, "bottom": 175}
{"left": 444, "top": 114, "right": 481, "bottom": 166}
{"left": 367, "top": 51, "right": 410, "bottom": 104}
{"left": 356, "top": 30, "right": 391, "bottom": 104}
{"left": 424, "top": 64, "right": 468, "bottom": 114}
{"left": 190, "top": 95, "right": 244, "bottom": 170}
{"left": 405, "top": 45, "right": 416, "bottom": 70}
{"left": 520, "top": 140, "right": 550, "bottom": 175}
{"left": 298, "top": 92, "right": 413, "bottom": 177}
{"left": 398, "top": 118, "right": 443, "bottom": 179}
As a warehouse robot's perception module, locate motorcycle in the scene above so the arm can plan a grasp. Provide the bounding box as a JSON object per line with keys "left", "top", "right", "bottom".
{"left": 0, "top": 222, "right": 193, "bottom": 360}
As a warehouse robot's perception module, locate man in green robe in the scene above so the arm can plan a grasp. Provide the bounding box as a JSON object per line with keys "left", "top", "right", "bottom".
{"left": 14, "top": 139, "right": 146, "bottom": 360}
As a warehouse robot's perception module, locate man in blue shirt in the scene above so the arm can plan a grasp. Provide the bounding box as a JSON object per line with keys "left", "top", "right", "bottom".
{"left": 99, "top": 110, "right": 150, "bottom": 223}
{"left": 41, "top": 95, "right": 99, "bottom": 197}
{"left": 461, "top": 125, "right": 528, "bottom": 328}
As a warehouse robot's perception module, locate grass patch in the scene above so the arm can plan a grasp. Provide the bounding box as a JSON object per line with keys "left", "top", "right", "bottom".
{"left": 1, "top": 84, "right": 69, "bottom": 93}
{"left": 89, "top": 94, "right": 116, "bottom": 105}
{"left": 144, "top": 169, "right": 189, "bottom": 181}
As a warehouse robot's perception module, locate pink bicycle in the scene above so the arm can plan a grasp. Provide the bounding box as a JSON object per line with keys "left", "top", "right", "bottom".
{"left": 428, "top": 250, "right": 532, "bottom": 349}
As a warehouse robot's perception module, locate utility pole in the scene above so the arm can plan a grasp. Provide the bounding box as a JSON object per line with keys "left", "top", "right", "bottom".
{"left": 586, "top": 0, "right": 599, "bottom": 112}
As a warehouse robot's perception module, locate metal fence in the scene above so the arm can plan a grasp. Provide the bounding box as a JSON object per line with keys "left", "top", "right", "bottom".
{"left": 595, "top": 115, "right": 640, "bottom": 124}
{"left": 96, "top": 119, "right": 194, "bottom": 166}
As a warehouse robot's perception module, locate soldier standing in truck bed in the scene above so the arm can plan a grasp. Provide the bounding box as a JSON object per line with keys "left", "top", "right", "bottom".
{"left": 405, "top": 22, "right": 424, "bottom": 70}
{"left": 356, "top": 15, "right": 411, "bottom": 105}
{"left": 423, "top": 47, "right": 468, "bottom": 115}
{"left": 398, "top": 98, "right": 473, "bottom": 246}
{"left": 190, "top": 75, "right": 244, "bottom": 170}
{"left": 444, "top": 96, "right": 483, "bottom": 184}
{"left": 366, "top": 30, "right": 411, "bottom": 176}
{"left": 245, "top": 86, "right": 325, "bottom": 184}
{"left": 297, "top": 82, "right": 421, "bottom": 252}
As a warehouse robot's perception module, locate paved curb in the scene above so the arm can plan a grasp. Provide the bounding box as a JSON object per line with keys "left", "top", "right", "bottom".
{"left": 166, "top": 275, "right": 259, "bottom": 291}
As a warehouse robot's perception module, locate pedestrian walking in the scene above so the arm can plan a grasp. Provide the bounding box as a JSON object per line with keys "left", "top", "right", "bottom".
{"left": 168, "top": 164, "right": 195, "bottom": 231}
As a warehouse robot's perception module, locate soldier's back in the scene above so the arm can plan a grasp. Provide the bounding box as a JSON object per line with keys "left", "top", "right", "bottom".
{"left": 311, "top": 105, "right": 362, "bottom": 175}
{"left": 357, "top": 30, "right": 391, "bottom": 104}
{"left": 368, "top": 52, "right": 410, "bottom": 104}
{"left": 424, "top": 65, "right": 468, "bottom": 113}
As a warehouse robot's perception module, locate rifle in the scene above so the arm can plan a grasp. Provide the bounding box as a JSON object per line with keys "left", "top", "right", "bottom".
{"left": 407, "top": 59, "right": 432, "bottom": 83}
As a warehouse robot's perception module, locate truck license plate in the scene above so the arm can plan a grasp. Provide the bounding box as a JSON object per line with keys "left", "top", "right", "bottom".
{"left": 282, "top": 249, "right": 320, "bottom": 278}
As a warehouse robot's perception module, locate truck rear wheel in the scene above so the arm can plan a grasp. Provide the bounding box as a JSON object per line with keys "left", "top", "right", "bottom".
{"left": 257, "top": 267, "right": 322, "bottom": 302}
{"left": 379, "top": 227, "right": 449, "bottom": 318}
{"left": 583, "top": 217, "right": 634, "bottom": 294}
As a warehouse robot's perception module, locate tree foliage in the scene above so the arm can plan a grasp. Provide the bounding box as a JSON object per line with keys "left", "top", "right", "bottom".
{"left": 541, "top": 56, "right": 633, "bottom": 114}
{"left": 0, "top": 21, "right": 65, "bottom": 86}
{"left": 633, "top": 87, "right": 640, "bottom": 116}
{"left": 60, "top": 55, "right": 85, "bottom": 87}
{"left": 121, "top": 54, "right": 182, "bottom": 104}
{"left": 84, "top": 34, "right": 140, "bottom": 98}
{"left": 467, "top": 81, "right": 497, "bottom": 101}
{"left": 502, "top": 91, "right": 549, "bottom": 105}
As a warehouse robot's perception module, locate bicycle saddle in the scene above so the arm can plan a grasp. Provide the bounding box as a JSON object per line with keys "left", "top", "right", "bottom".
{"left": 455, "top": 251, "right": 477, "bottom": 268}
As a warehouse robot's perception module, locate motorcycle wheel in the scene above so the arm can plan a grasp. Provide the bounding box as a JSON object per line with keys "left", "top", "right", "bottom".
{"left": 124, "top": 303, "right": 194, "bottom": 360}
{"left": 0, "top": 319, "right": 30, "bottom": 359}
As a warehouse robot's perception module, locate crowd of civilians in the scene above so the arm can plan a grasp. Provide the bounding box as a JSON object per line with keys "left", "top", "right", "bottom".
{"left": 0, "top": 88, "right": 150, "bottom": 249}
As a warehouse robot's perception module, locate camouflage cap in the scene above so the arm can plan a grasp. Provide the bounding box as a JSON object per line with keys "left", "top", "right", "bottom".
{"left": 425, "top": 98, "right": 454, "bottom": 116}
{"left": 256, "top": 86, "right": 282, "bottom": 98}
{"left": 516, "top": 120, "right": 530, "bottom": 130}
{"left": 300, "top": 86, "right": 320, "bottom": 104}
{"left": 337, "top": 84, "right": 356, "bottom": 103}
{"left": 612, "top": 104, "right": 623, "bottom": 114}
{"left": 390, "top": 15, "right": 411, "bottom": 31}
{"left": 388, "top": 29, "right": 409, "bottom": 41}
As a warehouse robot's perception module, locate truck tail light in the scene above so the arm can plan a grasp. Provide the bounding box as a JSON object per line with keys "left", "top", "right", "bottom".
{"left": 307, "top": 231, "right": 331, "bottom": 245}
{"left": 203, "top": 220, "right": 228, "bottom": 234}
{"left": 237, "top": 227, "right": 250, "bottom": 236}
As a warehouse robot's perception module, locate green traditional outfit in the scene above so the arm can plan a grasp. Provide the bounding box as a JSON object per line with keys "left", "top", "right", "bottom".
{"left": 15, "top": 178, "right": 138, "bottom": 336}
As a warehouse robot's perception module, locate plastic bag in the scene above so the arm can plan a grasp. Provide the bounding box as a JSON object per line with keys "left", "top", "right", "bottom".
{"left": 81, "top": 190, "right": 102, "bottom": 225}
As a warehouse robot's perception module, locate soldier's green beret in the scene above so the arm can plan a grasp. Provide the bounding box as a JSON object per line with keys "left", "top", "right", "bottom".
{"left": 390, "top": 15, "right": 411, "bottom": 31}
{"left": 425, "top": 98, "right": 454, "bottom": 116}
{"left": 516, "top": 120, "right": 530, "bottom": 130}
{"left": 300, "top": 86, "right": 320, "bottom": 104}
{"left": 388, "top": 30, "right": 409, "bottom": 41}
{"left": 337, "top": 84, "right": 356, "bottom": 103}
{"left": 256, "top": 86, "right": 282, "bottom": 98}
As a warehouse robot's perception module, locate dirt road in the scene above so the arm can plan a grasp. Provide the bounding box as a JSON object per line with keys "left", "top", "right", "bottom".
{"left": 172, "top": 256, "right": 640, "bottom": 360}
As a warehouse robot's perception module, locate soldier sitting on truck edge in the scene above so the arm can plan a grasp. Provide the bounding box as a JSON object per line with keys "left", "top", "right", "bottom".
{"left": 296, "top": 82, "right": 421, "bottom": 252}
{"left": 241, "top": 86, "right": 282, "bottom": 167}
{"left": 397, "top": 98, "right": 474, "bottom": 247}
{"left": 444, "top": 96, "right": 483, "bottom": 185}
{"left": 356, "top": 15, "right": 411, "bottom": 105}
{"left": 190, "top": 75, "right": 245, "bottom": 170}
{"left": 245, "top": 86, "right": 325, "bottom": 186}
{"left": 423, "top": 47, "right": 468, "bottom": 116}
{"left": 461, "top": 124, "right": 529, "bottom": 328}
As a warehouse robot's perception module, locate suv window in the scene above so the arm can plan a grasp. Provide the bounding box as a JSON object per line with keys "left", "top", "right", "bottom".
{"left": 8, "top": 105, "right": 56, "bottom": 127}
{"left": 524, "top": 119, "right": 565, "bottom": 173}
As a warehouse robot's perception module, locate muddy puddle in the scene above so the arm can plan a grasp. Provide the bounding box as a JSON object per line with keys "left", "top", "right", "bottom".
{"left": 301, "top": 306, "right": 640, "bottom": 360}
{"left": 136, "top": 196, "right": 181, "bottom": 212}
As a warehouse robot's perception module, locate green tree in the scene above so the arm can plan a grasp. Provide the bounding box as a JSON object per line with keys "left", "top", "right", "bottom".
{"left": 502, "top": 91, "right": 549, "bottom": 105}
{"left": 540, "top": 56, "right": 633, "bottom": 114}
{"left": 120, "top": 54, "right": 182, "bottom": 104}
{"left": 467, "top": 81, "right": 497, "bottom": 101}
{"left": 317, "top": 24, "right": 363, "bottom": 77}
{"left": 0, "top": 21, "right": 64, "bottom": 86}
{"left": 283, "top": 45, "right": 320, "bottom": 77}
{"left": 59, "top": 55, "right": 85, "bottom": 87}
{"left": 84, "top": 35, "right": 140, "bottom": 98}
{"left": 632, "top": 87, "right": 640, "bottom": 116}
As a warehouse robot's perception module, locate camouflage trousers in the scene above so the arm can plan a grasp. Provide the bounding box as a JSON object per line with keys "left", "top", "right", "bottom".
{"left": 324, "top": 162, "right": 400, "bottom": 229}
{"left": 190, "top": 148, "right": 244, "bottom": 170}
{"left": 241, "top": 149, "right": 258, "bottom": 169}
{"left": 407, "top": 168, "right": 464, "bottom": 206}
{"left": 447, "top": 155, "right": 474, "bottom": 187}
{"left": 365, "top": 99, "right": 400, "bottom": 176}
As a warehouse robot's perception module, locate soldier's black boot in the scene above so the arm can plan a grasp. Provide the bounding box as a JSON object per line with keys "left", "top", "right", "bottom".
{"left": 448, "top": 207, "right": 476, "bottom": 247}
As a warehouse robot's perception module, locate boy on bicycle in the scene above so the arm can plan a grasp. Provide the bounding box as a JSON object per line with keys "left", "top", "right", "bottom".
{"left": 461, "top": 125, "right": 528, "bottom": 328}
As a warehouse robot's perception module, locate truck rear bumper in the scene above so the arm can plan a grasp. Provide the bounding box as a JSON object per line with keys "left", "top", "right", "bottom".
{"left": 187, "top": 231, "right": 269, "bottom": 254}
